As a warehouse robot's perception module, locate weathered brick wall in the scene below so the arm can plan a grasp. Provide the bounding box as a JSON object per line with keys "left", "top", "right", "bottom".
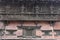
{"left": 0, "top": 21, "right": 60, "bottom": 40}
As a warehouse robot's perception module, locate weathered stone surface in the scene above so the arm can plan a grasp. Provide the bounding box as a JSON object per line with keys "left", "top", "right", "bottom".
{"left": 0, "top": 14, "right": 59, "bottom": 21}
{"left": 0, "top": 4, "right": 60, "bottom": 15}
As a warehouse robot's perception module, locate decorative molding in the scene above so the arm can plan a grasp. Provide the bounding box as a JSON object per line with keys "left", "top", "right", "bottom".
{"left": 0, "top": 14, "right": 59, "bottom": 21}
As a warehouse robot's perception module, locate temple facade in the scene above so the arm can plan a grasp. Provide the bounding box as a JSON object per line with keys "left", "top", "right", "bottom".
{"left": 0, "top": 0, "right": 60, "bottom": 40}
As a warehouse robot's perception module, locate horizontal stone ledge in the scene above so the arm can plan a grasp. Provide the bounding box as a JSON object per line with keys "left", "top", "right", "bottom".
{"left": 0, "top": 15, "right": 60, "bottom": 21}
{"left": 1, "top": 13, "right": 60, "bottom": 15}
{"left": 1, "top": 38, "right": 56, "bottom": 40}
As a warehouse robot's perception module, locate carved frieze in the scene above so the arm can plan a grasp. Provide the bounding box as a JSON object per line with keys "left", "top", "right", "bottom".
{"left": 0, "top": 5, "right": 60, "bottom": 14}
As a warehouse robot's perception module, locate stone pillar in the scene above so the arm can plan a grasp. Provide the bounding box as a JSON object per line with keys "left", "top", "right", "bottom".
{"left": 0, "top": 21, "right": 5, "bottom": 40}
{"left": 50, "top": 21, "right": 55, "bottom": 39}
